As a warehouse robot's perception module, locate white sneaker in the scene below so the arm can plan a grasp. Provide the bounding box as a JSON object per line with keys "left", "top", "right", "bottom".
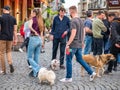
{"left": 90, "top": 72, "right": 96, "bottom": 81}
{"left": 60, "top": 78, "right": 72, "bottom": 83}
{"left": 19, "top": 48, "right": 23, "bottom": 52}
{"left": 29, "top": 66, "right": 32, "bottom": 69}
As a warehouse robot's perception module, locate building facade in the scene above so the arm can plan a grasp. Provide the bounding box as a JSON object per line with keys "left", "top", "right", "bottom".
{"left": 0, "top": 0, "right": 49, "bottom": 24}
{"left": 78, "top": 0, "right": 120, "bottom": 18}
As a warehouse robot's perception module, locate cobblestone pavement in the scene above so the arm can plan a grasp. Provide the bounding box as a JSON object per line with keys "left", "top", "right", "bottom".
{"left": 0, "top": 41, "right": 120, "bottom": 90}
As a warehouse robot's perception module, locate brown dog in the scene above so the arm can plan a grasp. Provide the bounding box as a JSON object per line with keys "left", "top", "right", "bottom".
{"left": 81, "top": 54, "right": 115, "bottom": 77}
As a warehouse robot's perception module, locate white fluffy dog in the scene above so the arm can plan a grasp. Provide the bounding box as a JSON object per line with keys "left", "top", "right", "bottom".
{"left": 38, "top": 67, "right": 56, "bottom": 85}
{"left": 51, "top": 59, "right": 60, "bottom": 70}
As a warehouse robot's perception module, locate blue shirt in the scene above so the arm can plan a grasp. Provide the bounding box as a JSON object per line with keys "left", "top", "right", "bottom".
{"left": 51, "top": 15, "right": 70, "bottom": 38}
{"left": 84, "top": 18, "right": 92, "bottom": 30}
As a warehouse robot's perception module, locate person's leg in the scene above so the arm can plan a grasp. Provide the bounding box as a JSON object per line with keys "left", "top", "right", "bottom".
{"left": 93, "top": 38, "right": 97, "bottom": 55}
{"left": 75, "top": 48, "right": 93, "bottom": 75}
{"left": 27, "top": 36, "right": 40, "bottom": 77}
{"left": 104, "top": 38, "right": 111, "bottom": 54}
{"left": 0, "top": 40, "right": 6, "bottom": 74}
{"left": 96, "top": 38, "right": 103, "bottom": 55}
{"left": 60, "top": 48, "right": 75, "bottom": 82}
{"left": 52, "top": 38, "right": 59, "bottom": 60}
{"left": 84, "top": 36, "right": 92, "bottom": 55}
{"left": 6, "top": 41, "right": 14, "bottom": 73}
{"left": 59, "top": 38, "right": 66, "bottom": 66}
{"left": 66, "top": 48, "right": 75, "bottom": 78}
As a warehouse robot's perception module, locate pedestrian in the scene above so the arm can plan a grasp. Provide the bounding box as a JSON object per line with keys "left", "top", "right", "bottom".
{"left": 104, "top": 17, "right": 120, "bottom": 74}
{"left": 83, "top": 10, "right": 93, "bottom": 55}
{"left": 19, "top": 17, "right": 31, "bottom": 53}
{"left": 92, "top": 10, "right": 107, "bottom": 55}
{"left": 27, "top": 9, "right": 44, "bottom": 77}
{"left": 19, "top": 16, "right": 32, "bottom": 68}
{"left": 102, "top": 13, "right": 116, "bottom": 54}
{"left": 0, "top": 6, "right": 17, "bottom": 74}
{"left": 60, "top": 6, "right": 96, "bottom": 82}
{"left": 50, "top": 7, "right": 70, "bottom": 69}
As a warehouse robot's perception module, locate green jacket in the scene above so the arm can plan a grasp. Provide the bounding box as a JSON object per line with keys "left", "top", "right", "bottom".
{"left": 92, "top": 18, "right": 107, "bottom": 38}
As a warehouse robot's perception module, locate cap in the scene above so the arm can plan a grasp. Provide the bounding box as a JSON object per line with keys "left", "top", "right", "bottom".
{"left": 3, "top": 6, "right": 10, "bottom": 11}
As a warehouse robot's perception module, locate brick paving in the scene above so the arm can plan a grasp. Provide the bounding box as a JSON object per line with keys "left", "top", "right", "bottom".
{"left": 0, "top": 41, "right": 120, "bottom": 90}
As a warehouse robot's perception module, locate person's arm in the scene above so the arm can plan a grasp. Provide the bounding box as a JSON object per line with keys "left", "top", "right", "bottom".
{"left": 84, "top": 21, "right": 92, "bottom": 34}
{"left": 66, "top": 29, "right": 76, "bottom": 46}
{"left": 50, "top": 17, "right": 56, "bottom": 40}
{"left": 99, "top": 20, "right": 107, "bottom": 32}
{"left": 13, "top": 25, "right": 17, "bottom": 45}
{"left": 84, "top": 27, "right": 92, "bottom": 33}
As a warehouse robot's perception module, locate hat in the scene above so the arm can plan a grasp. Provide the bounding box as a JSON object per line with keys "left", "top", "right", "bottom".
{"left": 3, "top": 6, "right": 10, "bottom": 11}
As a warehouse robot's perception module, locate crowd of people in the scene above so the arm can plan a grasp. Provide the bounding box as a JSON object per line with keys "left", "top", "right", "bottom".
{"left": 0, "top": 5, "right": 120, "bottom": 83}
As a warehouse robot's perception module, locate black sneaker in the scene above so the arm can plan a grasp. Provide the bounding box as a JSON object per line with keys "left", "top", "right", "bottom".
{"left": 113, "top": 67, "right": 117, "bottom": 71}
{"left": 9, "top": 64, "right": 14, "bottom": 73}
{"left": 60, "top": 65, "right": 65, "bottom": 69}
{"left": 29, "top": 71, "right": 34, "bottom": 77}
{"left": 104, "top": 70, "right": 112, "bottom": 74}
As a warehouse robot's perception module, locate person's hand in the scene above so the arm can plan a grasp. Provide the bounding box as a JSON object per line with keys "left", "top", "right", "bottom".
{"left": 34, "top": 31, "right": 39, "bottom": 36}
{"left": 50, "top": 35, "right": 54, "bottom": 41}
{"left": 82, "top": 42, "right": 84, "bottom": 49}
{"left": 62, "top": 31, "right": 67, "bottom": 38}
{"left": 13, "top": 39, "right": 17, "bottom": 45}
{"left": 115, "top": 43, "right": 120, "bottom": 48}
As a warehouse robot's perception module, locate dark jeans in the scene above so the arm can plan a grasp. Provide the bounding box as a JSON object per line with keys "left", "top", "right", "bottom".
{"left": 20, "top": 37, "right": 29, "bottom": 51}
{"left": 93, "top": 38, "right": 103, "bottom": 55}
{"left": 52, "top": 38, "right": 66, "bottom": 65}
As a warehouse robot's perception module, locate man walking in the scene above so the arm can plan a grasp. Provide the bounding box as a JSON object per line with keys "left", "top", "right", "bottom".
{"left": 60, "top": 6, "right": 96, "bottom": 82}
{"left": 0, "top": 6, "right": 17, "bottom": 74}
{"left": 50, "top": 7, "right": 70, "bottom": 69}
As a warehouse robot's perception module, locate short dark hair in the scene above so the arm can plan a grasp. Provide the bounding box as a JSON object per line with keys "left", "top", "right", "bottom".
{"left": 3, "top": 6, "right": 10, "bottom": 11}
{"left": 86, "top": 10, "right": 92, "bottom": 17}
{"left": 97, "top": 10, "right": 105, "bottom": 15}
{"left": 69, "top": 6, "right": 77, "bottom": 11}
{"left": 58, "top": 7, "right": 66, "bottom": 12}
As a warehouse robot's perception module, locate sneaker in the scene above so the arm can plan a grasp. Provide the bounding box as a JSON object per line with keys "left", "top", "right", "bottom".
{"left": 90, "top": 72, "right": 96, "bottom": 81}
{"left": 113, "top": 67, "right": 117, "bottom": 71}
{"left": 29, "top": 66, "right": 32, "bottom": 69}
{"left": 104, "top": 70, "right": 112, "bottom": 74}
{"left": 60, "top": 78, "right": 72, "bottom": 83}
{"left": 19, "top": 48, "right": 23, "bottom": 52}
{"left": 29, "top": 71, "right": 34, "bottom": 77}
{"left": 60, "top": 65, "right": 65, "bottom": 69}
{"left": 41, "top": 49, "right": 45, "bottom": 53}
{"left": 0, "top": 71, "right": 6, "bottom": 75}
{"left": 9, "top": 64, "right": 14, "bottom": 73}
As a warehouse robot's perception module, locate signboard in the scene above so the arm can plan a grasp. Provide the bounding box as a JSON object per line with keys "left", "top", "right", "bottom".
{"left": 108, "top": 0, "right": 120, "bottom": 7}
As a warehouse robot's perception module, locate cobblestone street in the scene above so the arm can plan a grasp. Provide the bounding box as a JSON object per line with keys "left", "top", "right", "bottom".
{"left": 0, "top": 41, "right": 120, "bottom": 90}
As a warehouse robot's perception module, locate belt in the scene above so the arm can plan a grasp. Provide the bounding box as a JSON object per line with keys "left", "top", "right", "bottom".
{"left": 86, "top": 33, "right": 93, "bottom": 36}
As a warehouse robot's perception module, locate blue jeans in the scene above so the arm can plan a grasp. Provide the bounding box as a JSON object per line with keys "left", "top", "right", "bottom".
{"left": 27, "top": 36, "right": 42, "bottom": 77}
{"left": 104, "top": 38, "right": 111, "bottom": 54}
{"left": 117, "top": 53, "right": 120, "bottom": 63}
{"left": 66, "top": 48, "right": 93, "bottom": 78}
{"left": 84, "top": 35, "right": 92, "bottom": 54}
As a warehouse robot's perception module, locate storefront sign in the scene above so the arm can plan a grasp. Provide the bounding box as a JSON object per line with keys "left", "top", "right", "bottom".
{"left": 108, "top": 0, "right": 120, "bottom": 7}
